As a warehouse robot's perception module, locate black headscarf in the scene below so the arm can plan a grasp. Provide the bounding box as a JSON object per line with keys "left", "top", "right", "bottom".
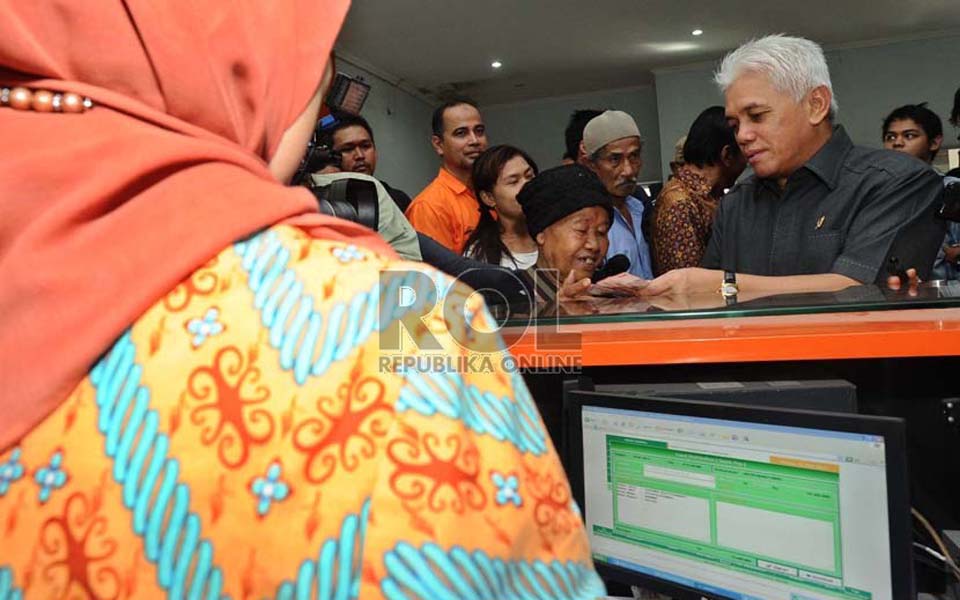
{"left": 517, "top": 164, "right": 613, "bottom": 238}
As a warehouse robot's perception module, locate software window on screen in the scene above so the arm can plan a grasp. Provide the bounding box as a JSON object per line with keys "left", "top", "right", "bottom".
{"left": 582, "top": 406, "right": 893, "bottom": 600}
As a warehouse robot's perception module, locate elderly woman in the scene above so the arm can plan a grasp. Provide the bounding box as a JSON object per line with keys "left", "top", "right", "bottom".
{"left": 516, "top": 165, "right": 614, "bottom": 303}
{"left": 0, "top": 3, "right": 602, "bottom": 598}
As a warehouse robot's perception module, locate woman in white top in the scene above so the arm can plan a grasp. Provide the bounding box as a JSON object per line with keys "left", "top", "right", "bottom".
{"left": 464, "top": 145, "right": 539, "bottom": 269}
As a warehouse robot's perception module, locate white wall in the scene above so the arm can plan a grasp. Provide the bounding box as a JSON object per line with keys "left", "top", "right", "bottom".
{"left": 654, "top": 34, "right": 960, "bottom": 180}
{"left": 334, "top": 58, "right": 437, "bottom": 197}
{"left": 481, "top": 85, "right": 663, "bottom": 183}
{"left": 653, "top": 66, "right": 724, "bottom": 181}
{"left": 828, "top": 36, "right": 959, "bottom": 149}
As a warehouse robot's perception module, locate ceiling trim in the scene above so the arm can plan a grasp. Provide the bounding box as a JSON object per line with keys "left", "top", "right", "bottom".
{"left": 651, "top": 58, "right": 720, "bottom": 76}
{"left": 652, "top": 27, "right": 960, "bottom": 77}
{"left": 823, "top": 26, "right": 960, "bottom": 52}
{"left": 482, "top": 82, "right": 656, "bottom": 110}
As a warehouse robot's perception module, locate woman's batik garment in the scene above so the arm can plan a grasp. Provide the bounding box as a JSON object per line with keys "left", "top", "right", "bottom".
{"left": 0, "top": 225, "right": 603, "bottom": 599}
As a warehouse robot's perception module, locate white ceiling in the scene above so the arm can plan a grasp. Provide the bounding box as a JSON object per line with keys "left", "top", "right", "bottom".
{"left": 335, "top": 0, "right": 960, "bottom": 105}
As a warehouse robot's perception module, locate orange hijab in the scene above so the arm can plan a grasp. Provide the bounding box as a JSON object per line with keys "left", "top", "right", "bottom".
{"left": 0, "top": 1, "right": 393, "bottom": 449}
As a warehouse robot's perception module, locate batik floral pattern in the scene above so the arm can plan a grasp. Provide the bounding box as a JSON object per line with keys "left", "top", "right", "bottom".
{"left": 0, "top": 225, "right": 601, "bottom": 599}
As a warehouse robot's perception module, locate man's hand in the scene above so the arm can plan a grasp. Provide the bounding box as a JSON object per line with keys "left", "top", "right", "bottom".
{"left": 886, "top": 267, "right": 919, "bottom": 296}
{"left": 558, "top": 270, "right": 592, "bottom": 300}
{"left": 641, "top": 267, "right": 721, "bottom": 296}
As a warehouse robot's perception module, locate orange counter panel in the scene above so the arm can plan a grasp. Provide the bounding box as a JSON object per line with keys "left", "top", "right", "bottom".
{"left": 500, "top": 308, "right": 960, "bottom": 366}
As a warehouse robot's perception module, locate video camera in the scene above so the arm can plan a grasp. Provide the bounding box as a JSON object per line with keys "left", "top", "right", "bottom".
{"left": 303, "top": 176, "right": 379, "bottom": 232}
{"left": 292, "top": 114, "right": 344, "bottom": 180}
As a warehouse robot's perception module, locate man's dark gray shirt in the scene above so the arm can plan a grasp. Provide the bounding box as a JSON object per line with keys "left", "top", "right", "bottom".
{"left": 701, "top": 126, "right": 945, "bottom": 283}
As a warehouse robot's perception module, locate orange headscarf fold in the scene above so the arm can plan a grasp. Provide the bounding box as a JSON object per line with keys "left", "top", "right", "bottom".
{"left": 0, "top": 0, "right": 393, "bottom": 449}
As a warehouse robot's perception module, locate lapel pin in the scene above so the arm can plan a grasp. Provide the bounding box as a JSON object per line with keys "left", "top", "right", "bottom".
{"left": 816, "top": 215, "right": 826, "bottom": 229}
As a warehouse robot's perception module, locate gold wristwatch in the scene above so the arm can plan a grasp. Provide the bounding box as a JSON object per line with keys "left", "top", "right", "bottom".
{"left": 719, "top": 271, "right": 738, "bottom": 303}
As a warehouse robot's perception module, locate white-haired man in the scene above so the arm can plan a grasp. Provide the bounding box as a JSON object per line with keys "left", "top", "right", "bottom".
{"left": 644, "top": 34, "right": 944, "bottom": 296}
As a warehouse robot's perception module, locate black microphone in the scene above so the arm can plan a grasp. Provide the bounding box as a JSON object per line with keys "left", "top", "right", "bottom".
{"left": 591, "top": 254, "right": 631, "bottom": 283}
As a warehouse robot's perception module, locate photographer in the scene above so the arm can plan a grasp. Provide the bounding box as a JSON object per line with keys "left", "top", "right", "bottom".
{"left": 294, "top": 115, "right": 421, "bottom": 260}
{"left": 320, "top": 112, "right": 413, "bottom": 212}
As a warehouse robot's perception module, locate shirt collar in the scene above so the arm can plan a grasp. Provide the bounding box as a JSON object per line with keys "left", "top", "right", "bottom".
{"left": 614, "top": 195, "right": 645, "bottom": 221}
{"left": 437, "top": 166, "right": 469, "bottom": 195}
{"left": 802, "top": 125, "right": 853, "bottom": 190}
{"left": 622, "top": 195, "right": 644, "bottom": 210}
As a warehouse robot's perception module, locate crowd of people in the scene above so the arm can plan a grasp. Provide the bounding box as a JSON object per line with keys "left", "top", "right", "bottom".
{"left": 1, "top": 2, "right": 958, "bottom": 597}
{"left": 322, "top": 36, "right": 957, "bottom": 307}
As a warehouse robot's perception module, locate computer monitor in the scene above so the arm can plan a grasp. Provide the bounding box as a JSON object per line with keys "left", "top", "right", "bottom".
{"left": 567, "top": 391, "right": 913, "bottom": 600}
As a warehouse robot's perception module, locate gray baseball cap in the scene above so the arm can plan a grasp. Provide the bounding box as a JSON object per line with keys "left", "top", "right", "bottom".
{"left": 582, "top": 110, "right": 641, "bottom": 155}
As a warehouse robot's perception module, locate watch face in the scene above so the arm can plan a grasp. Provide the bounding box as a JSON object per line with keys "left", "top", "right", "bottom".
{"left": 720, "top": 282, "right": 739, "bottom": 297}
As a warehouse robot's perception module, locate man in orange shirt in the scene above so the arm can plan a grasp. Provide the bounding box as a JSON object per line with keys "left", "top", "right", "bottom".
{"left": 406, "top": 98, "right": 489, "bottom": 253}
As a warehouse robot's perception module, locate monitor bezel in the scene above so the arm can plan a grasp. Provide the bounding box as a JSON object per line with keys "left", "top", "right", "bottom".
{"left": 566, "top": 390, "right": 914, "bottom": 600}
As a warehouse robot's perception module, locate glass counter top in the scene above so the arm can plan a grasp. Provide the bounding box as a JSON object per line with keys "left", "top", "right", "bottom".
{"left": 491, "top": 280, "right": 960, "bottom": 327}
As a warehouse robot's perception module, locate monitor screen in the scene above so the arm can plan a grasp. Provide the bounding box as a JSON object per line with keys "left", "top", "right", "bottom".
{"left": 574, "top": 395, "right": 911, "bottom": 600}
{"left": 325, "top": 73, "right": 371, "bottom": 115}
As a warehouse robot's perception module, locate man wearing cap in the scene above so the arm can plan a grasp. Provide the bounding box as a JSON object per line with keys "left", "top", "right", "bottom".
{"left": 580, "top": 110, "right": 654, "bottom": 279}
{"left": 516, "top": 164, "right": 614, "bottom": 303}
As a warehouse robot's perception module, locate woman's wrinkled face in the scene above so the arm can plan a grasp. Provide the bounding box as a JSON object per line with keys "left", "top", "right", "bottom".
{"left": 536, "top": 206, "right": 610, "bottom": 282}
{"left": 268, "top": 62, "right": 333, "bottom": 184}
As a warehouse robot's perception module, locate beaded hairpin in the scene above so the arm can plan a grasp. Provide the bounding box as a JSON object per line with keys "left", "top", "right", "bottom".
{"left": 0, "top": 86, "right": 93, "bottom": 113}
